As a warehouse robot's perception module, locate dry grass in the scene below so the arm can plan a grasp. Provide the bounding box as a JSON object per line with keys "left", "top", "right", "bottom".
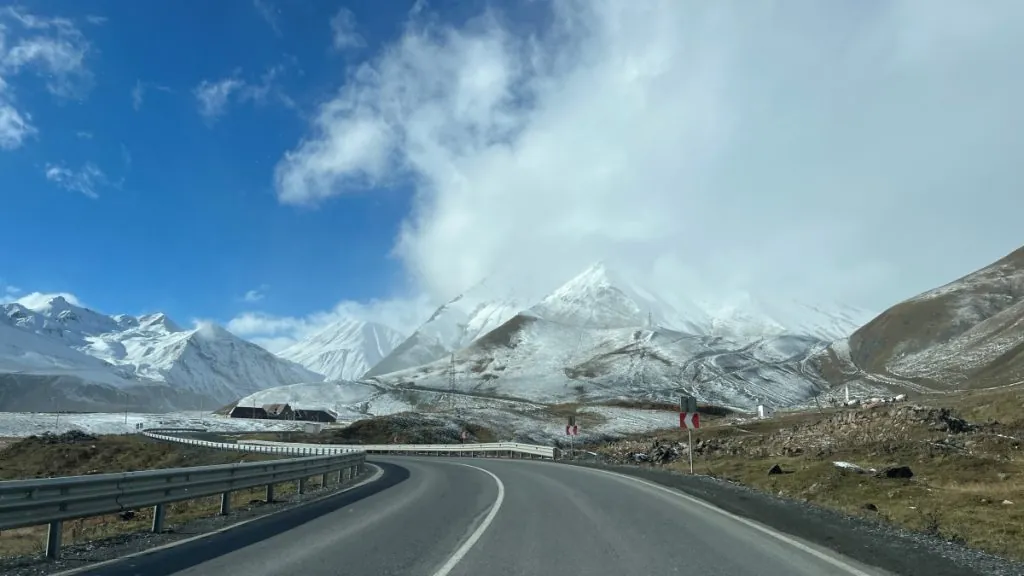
{"left": 0, "top": 433, "right": 323, "bottom": 558}
{"left": 602, "top": 387, "right": 1024, "bottom": 561}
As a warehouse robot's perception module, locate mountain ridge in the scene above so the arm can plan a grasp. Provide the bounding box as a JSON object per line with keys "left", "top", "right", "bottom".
{"left": 0, "top": 296, "right": 321, "bottom": 411}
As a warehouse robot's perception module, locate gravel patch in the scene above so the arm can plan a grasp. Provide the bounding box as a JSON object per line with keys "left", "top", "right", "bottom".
{"left": 0, "top": 466, "right": 377, "bottom": 576}
{"left": 567, "top": 461, "right": 1024, "bottom": 576}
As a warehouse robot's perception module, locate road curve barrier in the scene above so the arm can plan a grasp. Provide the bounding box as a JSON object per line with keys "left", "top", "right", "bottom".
{"left": 236, "top": 439, "right": 559, "bottom": 460}
{"left": 0, "top": 431, "right": 366, "bottom": 561}
{"left": 142, "top": 428, "right": 558, "bottom": 460}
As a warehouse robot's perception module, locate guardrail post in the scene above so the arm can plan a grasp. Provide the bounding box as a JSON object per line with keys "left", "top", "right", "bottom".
{"left": 152, "top": 504, "right": 166, "bottom": 533}
{"left": 298, "top": 477, "right": 307, "bottom": 495}
{"left": 45, "top": 520, "right": 63, "bottom": 560}
{"left": 220, "top": 492, "right": 231, "bottom": 515}
{"left": 266, "top": 483, "right": 275, "bottom": 503}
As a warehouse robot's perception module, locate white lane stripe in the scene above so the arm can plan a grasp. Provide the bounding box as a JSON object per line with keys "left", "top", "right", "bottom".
{"left": 585, "top": 467, "right": 879, "bottom": 576}
{"left": 430, "top": 463, "right": 505, "bottom": 576}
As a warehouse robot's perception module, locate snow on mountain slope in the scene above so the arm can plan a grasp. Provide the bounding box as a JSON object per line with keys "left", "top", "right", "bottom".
{"left": 707, "top": 296, "right": 874, "bottom": 342}
{"left": 529, "top": 262, "right": 712, "bottom": 333}
{"left": 276, "top": 318, "right": 405, "bottom": 380}
{"left": 369, "top": 313, "right": 828, "bottom": 409}
{"left": 0, "top": 296, "right": 321, "bottom": 411}
{"left": 366, "top": 278, "right": 525, "bottom": 377}
{"left": 817, "top": 245, "right": 1024, "bottom": 391}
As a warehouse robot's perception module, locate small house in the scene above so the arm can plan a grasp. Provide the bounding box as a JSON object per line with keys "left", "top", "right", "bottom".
{"left": 757, "top": 404, "right": 774, "bottom": 419}
{"left": 293, "top": 409, "right": 337, "bottom": 423}
{"left": 262, "top": 403, "right": 294, "bottom": 420}
{"left": 229, "top": 406, "right": 267, "bottom": 419}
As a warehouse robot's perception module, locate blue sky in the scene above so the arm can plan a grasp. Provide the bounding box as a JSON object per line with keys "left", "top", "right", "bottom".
{"left": 0, "top": 0, "right": 443, "bottom": 323}
{"left": 3, "top": 1, "right": 1023, "bottom": 351}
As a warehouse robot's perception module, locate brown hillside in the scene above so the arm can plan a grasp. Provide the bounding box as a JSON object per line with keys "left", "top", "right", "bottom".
{"left": 841, "top": 245, "right": 1024, "bottom": 390}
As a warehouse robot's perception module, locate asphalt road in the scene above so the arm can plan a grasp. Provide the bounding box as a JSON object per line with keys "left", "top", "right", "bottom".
{"left": 76, "top": 457, "right": 893, "bottom": 576}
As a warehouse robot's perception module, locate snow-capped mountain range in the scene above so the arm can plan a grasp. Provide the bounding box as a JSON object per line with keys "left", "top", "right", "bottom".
{"left": 0, "top": 260, "right": 875, "bottom": 415}
{"left": 350, "top": 262, "right": 875, "bottom": 411}
{"left": 276, "top": 318, "right": 405, "bottom": 381}
{"left": 0, "top": 296, "right": 321, "bottom": 412}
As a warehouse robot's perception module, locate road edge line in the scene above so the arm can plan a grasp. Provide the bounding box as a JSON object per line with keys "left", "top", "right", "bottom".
{"left": 582, "top": 466, "right": 877, "bottom": 576}
{"left": 429, "top": 463, "right": 505, "bottom": 576}
{"left": 49, "top": 464, "right": 385, "bottom": 576}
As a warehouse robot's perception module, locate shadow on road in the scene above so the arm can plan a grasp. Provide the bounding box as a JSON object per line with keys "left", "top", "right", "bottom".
{"left": 78, "top": 461, "right": 410, "bottom": 576}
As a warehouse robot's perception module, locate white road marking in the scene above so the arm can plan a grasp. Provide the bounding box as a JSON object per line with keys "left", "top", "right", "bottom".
{"left": 585, "top": 467, "right": 881, "bottom": 576}
{"left": 429, "top": 463, "right": 506, "bottom": 576}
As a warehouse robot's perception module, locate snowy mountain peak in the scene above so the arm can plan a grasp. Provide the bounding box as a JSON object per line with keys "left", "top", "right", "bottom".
{"left": 277, "top": 317, "right": 406, "bottom": 381}
{"left": 530, "top": 262, "right": 711, "bottom": 333}
{"left": 137, "top": 313, "right": 182, "bottom": 333}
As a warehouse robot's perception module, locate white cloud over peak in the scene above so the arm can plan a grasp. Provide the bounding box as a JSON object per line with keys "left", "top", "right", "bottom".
{"left": 227, "top": 296, "right": 433, "bottom": 352}
{"left": 0, "top": 7, "right": 92, "bottom": 148}
{"left": 12, "top": 291, "right": 83, "bottom": 309}
{"left": 274, "top": 0, "right": 1024, "bottom": 314}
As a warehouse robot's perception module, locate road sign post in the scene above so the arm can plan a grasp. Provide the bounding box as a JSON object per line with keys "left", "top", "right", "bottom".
{"left": 566, "top": 415, "right": 578, "bottom": 459}
{"left": 679, "top": 408, "right": 700, "bottom": 474}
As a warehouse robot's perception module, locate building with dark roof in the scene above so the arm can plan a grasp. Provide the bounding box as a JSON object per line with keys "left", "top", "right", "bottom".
{"left": 229, "top": 405, "right": 267, "bottom": 419}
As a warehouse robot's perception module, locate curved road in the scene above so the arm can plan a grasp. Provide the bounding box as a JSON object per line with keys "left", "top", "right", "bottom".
{"left": 78, "top": 457, "right": 891, "bottom": 576}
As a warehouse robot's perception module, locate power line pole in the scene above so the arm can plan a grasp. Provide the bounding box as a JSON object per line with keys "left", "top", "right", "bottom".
{"left": 448, "top": 353, "right": 456, "bottom": 412}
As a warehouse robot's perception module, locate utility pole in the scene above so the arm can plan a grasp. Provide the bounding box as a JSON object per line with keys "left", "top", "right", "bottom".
{"left": 448, "top": 353, "right": 456, "bottom": 412}
{"left": 123, "top": 392, "right": 129, "bottom": 425}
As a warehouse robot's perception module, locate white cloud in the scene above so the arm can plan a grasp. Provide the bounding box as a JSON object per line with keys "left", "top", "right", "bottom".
{"left": 44, "top": 162, "right": 108, "bottom": 198}
{"left": 0, "top": 7, "right": 93, "bottom": 98}
{"left": 193, "top": 66, "right": 289, "bottom": 121}
{"left": 131, "top": 80, "right": 172, "bottom": 111}
{"left": 75, "top": 130, "right": 92, "bottom": 139}
{"left": 0, "top": 7, "right": 92, "bottom": 149}
{"left": 227, "top": 295, "right": 433, "bottom": 352}
{"left": 274, "top": 0, "right": 1024, "bottom": 314}
{"left": 0, "top": 284, "right": 22, "bottom": 304}
{"left": 330, "top": 8, "right": 364, "bottom": 50}
{"left": 194, "top": 77, "right": 245, "bottom": 120}
{"left": 242, "top": 285, "right": 268, "bottom": 303}
{"left": 253, "top": 0, "right": 282, "bottom": 37}
{"left": 0, "top": 99, "right": 36, "bottom": 149}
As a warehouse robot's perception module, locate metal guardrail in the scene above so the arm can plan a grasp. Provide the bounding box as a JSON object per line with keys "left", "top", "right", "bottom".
{"left": 237, "top": 439, "right": 559, "bottom": 459}
{"left": 0, "top": 431, "right": 366, "bottom": 560}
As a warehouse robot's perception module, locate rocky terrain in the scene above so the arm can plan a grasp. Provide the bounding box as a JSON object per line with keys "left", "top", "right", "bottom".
{"left": 588, "top": 386, "right": 1024, "bottom": 561}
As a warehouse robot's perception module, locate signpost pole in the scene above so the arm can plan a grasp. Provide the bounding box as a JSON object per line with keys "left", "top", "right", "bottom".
{"left": 688, "top": 428, "right": 693, "bottom": 474}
